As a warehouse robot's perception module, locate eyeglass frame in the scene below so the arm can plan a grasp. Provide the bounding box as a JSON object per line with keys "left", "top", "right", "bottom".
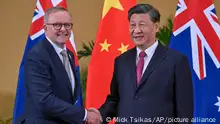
{"left": 46, "top": 23, "right": 73, "bottom": 30}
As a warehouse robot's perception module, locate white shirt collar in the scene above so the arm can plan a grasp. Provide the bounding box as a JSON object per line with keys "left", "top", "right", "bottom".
{"left": 46, "top": 36, "right": 66, "bottom": 55}
{"left": 136, "top": 40, "right": 159, "bottom": 58}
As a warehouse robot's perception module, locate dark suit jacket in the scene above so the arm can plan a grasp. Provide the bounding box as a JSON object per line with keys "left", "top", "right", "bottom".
{"left": 99, "top": 42, "right": 194, "bottom": 124}
{"left": 22, "top": 37, "right": 85, "bottom": 124}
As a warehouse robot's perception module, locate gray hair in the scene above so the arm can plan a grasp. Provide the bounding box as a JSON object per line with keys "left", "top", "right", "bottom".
{"left": 44, "top": 6, "right": 72, "bottom": 24}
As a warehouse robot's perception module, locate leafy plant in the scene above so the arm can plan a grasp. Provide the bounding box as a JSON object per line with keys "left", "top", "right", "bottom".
{"left": 80, "top": 67, "right": 88, "bottom": 101}
{"left": 156, "top": 16, "right": 173, "bottom": 46}
{"left": 77, "top": 40, "right": 94, "bottom": 60}
{"left": 0, "top": 117, "right": 12, "bottom": 124}
{"left": 77, "top": 40, "right": 94, "bottom": 101}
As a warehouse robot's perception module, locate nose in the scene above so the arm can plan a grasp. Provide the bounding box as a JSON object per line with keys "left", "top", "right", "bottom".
{"left": 133, "top": 26, "right": 142, "bottom": 33}
{"left": 60, "top": 25, "right": 66, "bottom": 31}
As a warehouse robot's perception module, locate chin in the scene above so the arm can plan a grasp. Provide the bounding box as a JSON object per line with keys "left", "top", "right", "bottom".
{"left": 58, "top": 38, "right": 68, "bottom": 43}
{"left": 134, "top": 41, "right": 145, "bottom": 46}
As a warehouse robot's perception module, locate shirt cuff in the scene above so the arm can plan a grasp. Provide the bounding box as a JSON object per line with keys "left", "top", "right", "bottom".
{"left": 83, "top": 109, "right": 87, "bottom": 121}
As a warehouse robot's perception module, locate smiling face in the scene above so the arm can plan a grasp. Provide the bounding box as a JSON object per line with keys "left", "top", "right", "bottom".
{"left": 44, "top": 11, "right": 72, "bottom": 48}
{"left": 129, "top": 13, "right": 159, "bottom": 50}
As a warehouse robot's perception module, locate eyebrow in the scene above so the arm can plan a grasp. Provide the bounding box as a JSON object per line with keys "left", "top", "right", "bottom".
{"left": 130, "top": 21, "right": 148, "bottom": 23}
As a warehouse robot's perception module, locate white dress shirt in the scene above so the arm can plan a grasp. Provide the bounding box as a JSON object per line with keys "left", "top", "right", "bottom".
{"left": 136, "top": 41, "right": 159, "bottom": 75}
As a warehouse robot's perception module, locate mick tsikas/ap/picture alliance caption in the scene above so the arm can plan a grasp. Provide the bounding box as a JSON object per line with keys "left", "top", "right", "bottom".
{"left": 105, "top": 116, "right": 217, "bottom": 123}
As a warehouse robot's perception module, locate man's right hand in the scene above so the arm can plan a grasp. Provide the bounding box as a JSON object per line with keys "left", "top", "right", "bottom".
{"left": 85, "top": 108, "right": 102, "bottom": 124}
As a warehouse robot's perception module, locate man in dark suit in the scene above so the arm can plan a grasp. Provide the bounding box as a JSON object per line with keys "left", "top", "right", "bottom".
{"left": 23, "top": 7, "right": 99, "bottom": 124}
{"left": 95, "top": 4, "right": 193, "bottom": 124}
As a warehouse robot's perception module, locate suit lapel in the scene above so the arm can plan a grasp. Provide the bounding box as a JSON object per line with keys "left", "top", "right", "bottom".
{"left": 126, "top": 47, "right": 138, "bottom": 90}
{"left": 67, "top": 49, "right": 76, "bottom": 74}
{"left": 67, "top": 49, "right": 79, "bottom": 103}
{"left": 136, "top": 42, "right": 168, "bottom": 92}
{"left": 42, "top": 38, "right": 73, "bottom": 95}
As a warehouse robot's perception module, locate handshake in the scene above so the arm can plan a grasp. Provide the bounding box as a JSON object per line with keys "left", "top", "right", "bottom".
{"left": 85, "top": 108, "right": 103, "bottom": 124}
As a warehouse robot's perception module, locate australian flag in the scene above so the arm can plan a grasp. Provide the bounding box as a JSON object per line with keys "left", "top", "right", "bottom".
{"left": 170, "top": 0, "right": 220, "bottom": 123}
{"left": 13, "top": 0, "right": 83, "bottom": 123}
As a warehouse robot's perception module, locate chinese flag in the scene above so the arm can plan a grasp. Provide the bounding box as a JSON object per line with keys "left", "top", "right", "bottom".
{"left": 85, "top": 0, "right": 136, "bottom": 109}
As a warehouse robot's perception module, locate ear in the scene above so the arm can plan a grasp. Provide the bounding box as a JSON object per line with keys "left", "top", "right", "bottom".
{"left": 154, "top": 22, "right": 159, "bottom": 32}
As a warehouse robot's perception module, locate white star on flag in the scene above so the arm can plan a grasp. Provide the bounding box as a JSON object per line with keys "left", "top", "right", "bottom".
{"left": 214, "top": 96, "right": 220, "bottom": 112}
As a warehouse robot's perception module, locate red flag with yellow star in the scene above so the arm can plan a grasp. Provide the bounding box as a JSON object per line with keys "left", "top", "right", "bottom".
{"left": 85, "top": 0, "right": 136, "bottom": 109}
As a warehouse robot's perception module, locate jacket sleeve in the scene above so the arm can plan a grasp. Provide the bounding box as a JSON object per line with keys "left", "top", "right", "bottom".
{"left": 24, "top": 50, "right": 85, "bottom": 124}
{"left": 174, "top": 55, "right": 194, "bottom": 122}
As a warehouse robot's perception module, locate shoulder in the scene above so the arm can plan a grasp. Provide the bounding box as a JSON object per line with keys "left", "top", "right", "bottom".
{"left": 165, "top": 46, "right": 189, "bottom": 64}
{"left": 115, "top": 47, "right": 136, "bottom": 62}
{"left": 26, "top": 39, "right": 48, "bottom": 61}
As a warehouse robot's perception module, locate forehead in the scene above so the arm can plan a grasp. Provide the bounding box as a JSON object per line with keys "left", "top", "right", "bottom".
{"left": 48, "top": 11, "right": 72, "bottom": 22}
{"left": 130, "top": 13, "right": 151, "bottom": 23}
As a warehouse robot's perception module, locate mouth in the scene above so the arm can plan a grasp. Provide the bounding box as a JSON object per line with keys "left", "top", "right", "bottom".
{"left": 133, "top": 36, "right": 144, "bottom": 41}
{"left": 57, "top": 33, "right": 68, "bottom": 36}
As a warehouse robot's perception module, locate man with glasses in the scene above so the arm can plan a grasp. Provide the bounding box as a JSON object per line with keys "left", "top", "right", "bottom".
{"left": 23, "top": 7, "right": 100, "bottom": 124}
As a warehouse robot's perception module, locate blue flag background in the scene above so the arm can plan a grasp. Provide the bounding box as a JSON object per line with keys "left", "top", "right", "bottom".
{"left": 170, "top": 0, "right": 220, "bottom": 123}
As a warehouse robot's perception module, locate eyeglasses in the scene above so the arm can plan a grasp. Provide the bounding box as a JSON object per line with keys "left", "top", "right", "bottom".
{"left": 46, "top": 23, "right": 73, "bottom": 30}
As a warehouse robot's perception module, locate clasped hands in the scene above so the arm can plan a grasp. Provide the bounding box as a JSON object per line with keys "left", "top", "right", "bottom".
{"left": 85, "top": 108, "right": 102, "bottom": 124}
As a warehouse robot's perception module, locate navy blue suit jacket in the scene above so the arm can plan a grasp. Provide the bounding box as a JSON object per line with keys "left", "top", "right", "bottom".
{"left": 22, "top": 37, "right": 85, "bottom": 124}
{"left": 99, "top": 42, "right": 194, "bottom": 124}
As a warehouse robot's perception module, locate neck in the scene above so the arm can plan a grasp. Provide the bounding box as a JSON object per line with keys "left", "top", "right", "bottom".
{"left": 55, "top": 42, "right": 65, "bottom": 49}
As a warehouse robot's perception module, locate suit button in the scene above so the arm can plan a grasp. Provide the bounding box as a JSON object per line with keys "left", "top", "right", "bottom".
{"left": 134, "top": 96, "right": 139, "bottom": 100}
